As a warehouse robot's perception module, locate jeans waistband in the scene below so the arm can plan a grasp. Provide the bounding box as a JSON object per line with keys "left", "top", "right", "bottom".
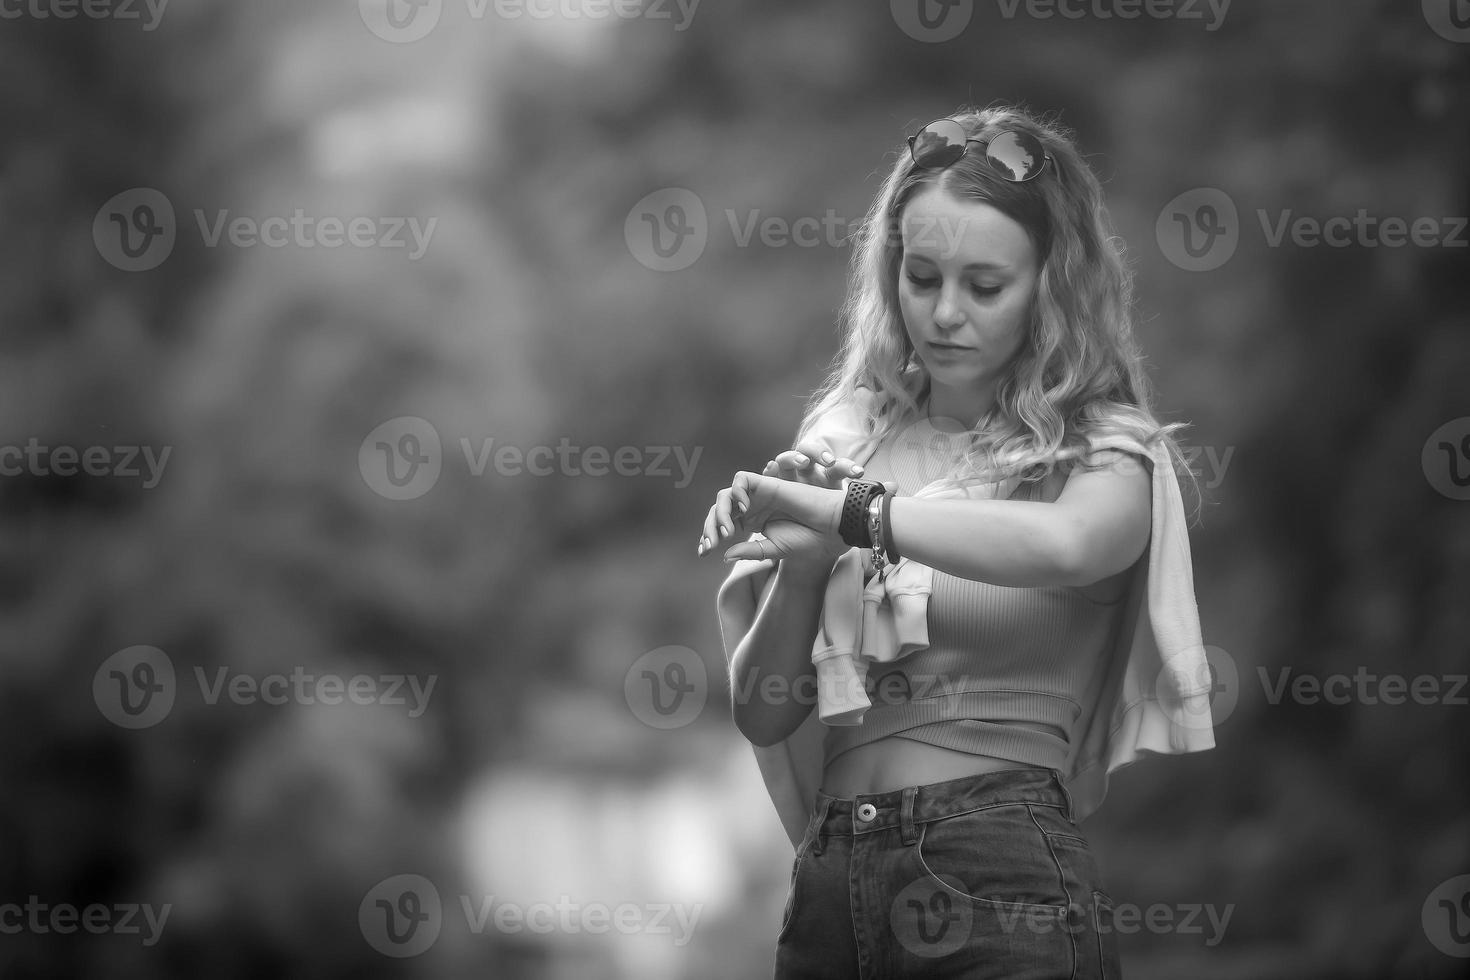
{"left": 809, "top": 767, "right": 1072, "bottom": 841}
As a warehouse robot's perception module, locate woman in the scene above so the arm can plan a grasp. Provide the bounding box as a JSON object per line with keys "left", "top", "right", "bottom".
{"left": 699, "top": 105, "right": 1215, "bottom": 978}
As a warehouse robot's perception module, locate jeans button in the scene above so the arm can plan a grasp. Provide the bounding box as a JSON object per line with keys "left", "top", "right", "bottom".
{"left": 856, "top": 803, "right": 877, "bottom": 822}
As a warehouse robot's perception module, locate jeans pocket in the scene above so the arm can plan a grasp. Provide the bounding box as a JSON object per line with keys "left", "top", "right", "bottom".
{"left": 1027, "top": 799, "right": 1091, "bottom": 846}
{"left": 913, "top": 804, "right": 1072, "bottom": 913}
{"left": 776, "top": 853, "right": 801, "bottom": 943}
{"left": 1093, "top": 890, "right": 1121, "bottom": 980}
{"left": 777, "top": 816, "right": 821, "bottom": 943}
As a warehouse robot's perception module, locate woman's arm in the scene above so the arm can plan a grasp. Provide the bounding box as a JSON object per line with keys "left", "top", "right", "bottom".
{"left": 887, "top": 449, "right": 1152, "bottom": 588}
{"left": 726, "top": 554, "right": 834, "bottom": 748}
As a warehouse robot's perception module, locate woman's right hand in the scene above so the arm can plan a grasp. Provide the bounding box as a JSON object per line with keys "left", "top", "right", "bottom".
{"left": 762, "top": 441, "right": 866, "bottom": 489}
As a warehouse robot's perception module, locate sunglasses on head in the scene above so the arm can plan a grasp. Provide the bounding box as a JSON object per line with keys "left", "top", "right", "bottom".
{"left": 907, "top": 118, "right": 1052, "bottom": 183}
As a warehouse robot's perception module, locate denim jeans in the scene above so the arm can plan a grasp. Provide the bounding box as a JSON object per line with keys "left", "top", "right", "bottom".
{"left": 773, "top": 767, "right": 1122, "bottom": 979}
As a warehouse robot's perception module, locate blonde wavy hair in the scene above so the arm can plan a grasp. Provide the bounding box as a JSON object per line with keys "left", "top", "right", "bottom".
{"left": 797, "top": 103, "right": 1201, "bottom": 519}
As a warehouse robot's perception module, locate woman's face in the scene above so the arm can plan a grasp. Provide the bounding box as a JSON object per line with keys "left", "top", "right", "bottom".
{"left": 896, "top": 185, "right": 1040, "bottom": 402}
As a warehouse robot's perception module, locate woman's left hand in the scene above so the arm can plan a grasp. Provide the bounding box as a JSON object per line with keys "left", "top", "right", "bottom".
{"left": 698, "top": 471, "right": 846, "bottom": 561}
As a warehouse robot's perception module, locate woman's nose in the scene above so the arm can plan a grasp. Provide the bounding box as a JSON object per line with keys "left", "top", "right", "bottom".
{"left": 933, "top": 287, "right": 966, "bottom": 330}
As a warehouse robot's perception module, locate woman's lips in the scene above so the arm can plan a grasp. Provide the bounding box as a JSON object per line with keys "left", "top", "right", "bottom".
{"left": 928, "top": 340, "right": 973, "bottom": 354}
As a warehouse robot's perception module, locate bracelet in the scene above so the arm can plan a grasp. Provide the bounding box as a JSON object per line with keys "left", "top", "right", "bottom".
{"left": 839, "top": 479, "right": 885, "bottom": 548}
{"left": 866, "top": 492, "right": 887, "bottom": 567}
{"left": 881, "top": 485, "right": 901, "bottom": 563}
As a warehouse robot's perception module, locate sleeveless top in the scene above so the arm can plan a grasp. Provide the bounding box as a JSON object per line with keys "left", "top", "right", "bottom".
{"left": 823, "top": 415, "right": 1131, "bottom": 770}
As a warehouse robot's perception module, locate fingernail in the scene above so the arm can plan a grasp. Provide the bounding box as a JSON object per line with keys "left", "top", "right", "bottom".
{"left": 852, "top": 465, "right": 864, "bottom": 475}
{"left": 719, "top": 524, "right": 729, "bottom": 537}
{"left": 735, "top": 500, "right": 746, "bottom": 515}
{"left": 821, "top": 452, "right": 834, "bottom": 464}
{"left": 794, "top": 454, "right": 808, "bottom": 465}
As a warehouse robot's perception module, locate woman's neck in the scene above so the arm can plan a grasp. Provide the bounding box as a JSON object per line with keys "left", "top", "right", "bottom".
{"left": 924, "top": 385, "right": 996, "bottom": 430}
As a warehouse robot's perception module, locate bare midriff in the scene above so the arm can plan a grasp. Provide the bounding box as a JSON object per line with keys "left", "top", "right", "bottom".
{"left": 819, "top": 723, "right": 1058, "bottom": 797}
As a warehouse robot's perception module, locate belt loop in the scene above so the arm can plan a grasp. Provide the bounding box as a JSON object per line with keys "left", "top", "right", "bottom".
{"left": 1051, "top": 769, "right": 1075, "bottom": 823}
{"left": 899, "top": 786, "right": 918, "bottom": 846}
{"left": 808, "top": 797, "right": 831, "bottom": 856}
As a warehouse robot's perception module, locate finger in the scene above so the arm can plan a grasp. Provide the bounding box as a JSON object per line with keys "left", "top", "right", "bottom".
{"left": 713, "top": 487, "right": 737, "bottom": 541}
{"left": 795, "top": 442, "right": 836, "bottom": 469}
{"left": 729, "top": 472, "right": 758, "bottom": 515}
{"left": 832, "top": 456, "right": 865, "bottom": 478}
{"left": 698, "top": 503, "right": 718, "bottom": 556}
{"left": 723, "top": 537, "right": 768, "bottom": 562}
{"left": 772, "top": 450, "right": 810, "bottom": 478}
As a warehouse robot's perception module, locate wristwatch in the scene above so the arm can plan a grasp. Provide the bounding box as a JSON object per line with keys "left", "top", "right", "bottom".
{"left": 838, "top": 478, "right": 885, "bottom": 548}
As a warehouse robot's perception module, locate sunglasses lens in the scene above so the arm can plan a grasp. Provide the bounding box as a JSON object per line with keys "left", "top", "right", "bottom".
{"left": 911, "top": 119, "right": 968, "bottom": 167}
{"left": 985, "top": 131, "right": 1047, "bottom": 181}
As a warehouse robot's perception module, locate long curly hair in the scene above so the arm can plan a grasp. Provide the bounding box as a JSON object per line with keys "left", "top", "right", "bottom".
{"left": 797, "top": 102, "right": 1201, "bottom": 518}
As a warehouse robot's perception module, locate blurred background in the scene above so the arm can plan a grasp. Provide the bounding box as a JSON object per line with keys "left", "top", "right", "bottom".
{"left": 1, "top": 0, "right": 1467, "bottom": 977}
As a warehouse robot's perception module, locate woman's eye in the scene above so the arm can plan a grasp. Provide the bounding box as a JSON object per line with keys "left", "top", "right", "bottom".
{"left": 971, "top": 284, "right": 1002, "bottom": 297}
{"left": 906, "top": 273, "right": 938, "bottom": 288}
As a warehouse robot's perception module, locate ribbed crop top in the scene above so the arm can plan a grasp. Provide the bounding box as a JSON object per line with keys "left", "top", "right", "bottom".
{"left": 823, "top": 416, "right": 1131, "bottom": 771}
